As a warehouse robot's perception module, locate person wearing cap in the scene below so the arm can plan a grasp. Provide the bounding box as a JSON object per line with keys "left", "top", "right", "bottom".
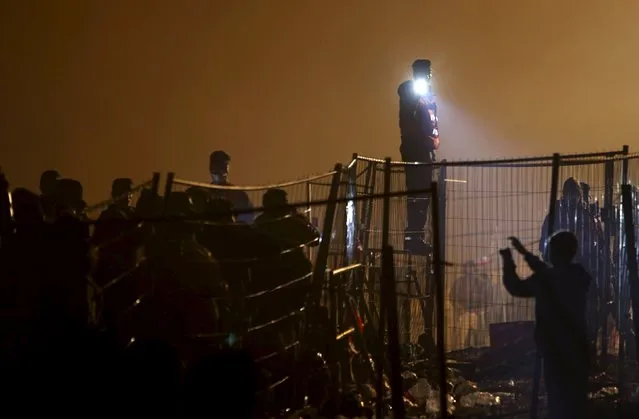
{"left": 253, "top": 188, "right": 320, "bottom": 249}
{"left": 94, "top": 178, "right": 136, "bottom": 230}
{"left": 398, "top": 59, "right": 439, "bottom": 255}
{"left": 208, "top": 151, "right": 254, "bottom": 224}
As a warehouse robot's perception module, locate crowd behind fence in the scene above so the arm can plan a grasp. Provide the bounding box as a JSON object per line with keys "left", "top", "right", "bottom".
{"left": 83, "top": 147, "right": 639, "bottom": 360}
{"left": 345, "top": 148, "right": 639, "bottom": 417}
{"left": 80, "top": 146, "right": 639, "bottom": 416}
{"left": 348, "top": 148, "right": 639, "bottom": 356}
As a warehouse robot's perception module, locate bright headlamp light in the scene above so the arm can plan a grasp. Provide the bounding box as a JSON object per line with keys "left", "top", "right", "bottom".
{"left": 413, "top": 78, "right": 430, "bottom": 96}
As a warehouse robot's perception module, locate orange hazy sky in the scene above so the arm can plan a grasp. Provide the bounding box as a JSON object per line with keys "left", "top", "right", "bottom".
{"left": 1, "top": 0, "right": 639, "bottom": 203}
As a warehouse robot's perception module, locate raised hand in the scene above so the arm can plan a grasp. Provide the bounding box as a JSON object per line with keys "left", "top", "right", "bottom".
{"left": 508, "top": 236, "right": 527, "bottom": 254}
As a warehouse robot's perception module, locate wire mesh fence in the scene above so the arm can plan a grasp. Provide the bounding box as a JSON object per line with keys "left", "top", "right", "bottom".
{"left": 440, "top": 159, "right": 553, "bottom": 350}
{"left": 63, "top": 146, "right": 639, "bottom": 416}
{"left": 340, "top": 149, "right": 639, "bottom": 417}
{"left": 167, "top": 170, "right": 340, "bottom": 266}
{"left": 351, "top": 149, "right": 639, "bottom": 356}
{"left": 88, "top": 178, "right": 346, "bottom": 413}
{"left": 340, "top": 158, "right": 439, "bottom": 346}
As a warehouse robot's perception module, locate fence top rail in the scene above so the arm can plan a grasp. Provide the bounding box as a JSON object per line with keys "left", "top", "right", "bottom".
{"left": 172, "top": 170, "right": 337, "bottom": 192}
{"left": 380, "top": 152, "right": 639, "bottom": 171}
{"left": 355, "top": 148, "right": 630, "bottom": 167}
{"left": 332, "top": 263, "right": 363, "bottom": 276}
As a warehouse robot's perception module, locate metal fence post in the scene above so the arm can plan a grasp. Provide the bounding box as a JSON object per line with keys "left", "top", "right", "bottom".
{"left": 328, "top": 270, "right": 338, "bottom": 333}
{"left": 438, "top": 160, "right": 448, "bottom": 293}
{"left": 345, "top": 154, "right": 359, "bottom": 267}
{"left": 621, "top": 185, "right": 639, "bottom": 365}
{"left": 617, "top": 145, "right": 630, "bottom": 396}
{"left": 600, "top": 157, "right": 615, "bottom": 359}
{"left": 375, "top": 157, "right": 393, "bottom": 419}
{"left": 360, "top": 160, "right": 377, "bottom": 255}
{"left": 163, "top": 172, "right": 175, "bottom": 215}
{"left": 150, "top": 172, "right": 161, "bottom": 196}
{"left": 430, "top": 180, "right": 448, "bottom": 419}
{"left": 306, "top": 180, "right": 312, "bottom": 259}
{"left": 306, "top": 180, "right": 312, "bottom": 221}
{"left": 310, "top": 164, "right": 342, "bottom": 306}
{"left": 622, "top": 145, "right": 630, "bottom": 185}
{"left": 531, "top": 152, "right": 561, "bottom": 419}
{"left": 382, "top": 245, "right": 404, "bottom": 419}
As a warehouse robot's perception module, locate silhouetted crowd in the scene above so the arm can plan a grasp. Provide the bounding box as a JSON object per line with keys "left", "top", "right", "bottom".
{"left": 0, "top": 150, "right": 328, "bottom": 418}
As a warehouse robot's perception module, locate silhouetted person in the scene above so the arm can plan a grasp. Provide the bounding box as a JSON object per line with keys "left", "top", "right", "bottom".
{"left": 93, "top": 177, "right": 138, "bottom": 259}
{"left": 540, "top": 177, "right": 601, "bottom": 357}
{"left": 11, "top": 188, "right": 44, "bottom": 228}
{"left": 208, "top": 150, "right": 254, "bottom": 224}
{"left": 107, "top": 178, "right": 135, "bottom": 216}
{"left": 252, "top": 188, "right": 315, "bottom": 377}
{"left": 539, "top": 178, "right": 594, "bottom": 264}
{"left": 53, "top": 178, "right": 87, "bottom": 220}
{"left": 0, "top": 188, "right": 46, "bottom": 364}
{"left": 398, "top": 62, "right": 439, "bottom": 254}
{"left": 94, "top": 178, "right": 138, "bottom": 250}
{"left": 38, "top": 169, "right": 60, "bottom": 220}
{"left": 254, "top": 188, "right": 320, "bottom": 250}
{"left": 186, "top": 185, "right": 210, "bottom": 216}
{"left": 93, "top": 179, "right": 142, "bottom": 335}
{"left": 253, "top": 188, "right": 316, "bottom": 307}
{"left": 500, "top": 233, "right": 591, "bottom": 419}
{"left": 200, "top": 197, "right": 281, "bottom": 262}
{"left": 45, "top": 210, "right": 91, "bottom": 341}
{"left": 451, "top": 259, "right": 491, "bottom": 347}
{"left": 135, "top": 186, "right": 163, "bottom": 219}
{"left": 137, "top": 192, "right": 228, "bottom": 365}
{"left": 580, "top": 181, "right": 597, "bottom": 216}
{"left": 198, "top": 197, "right": 283, "bottom": 340}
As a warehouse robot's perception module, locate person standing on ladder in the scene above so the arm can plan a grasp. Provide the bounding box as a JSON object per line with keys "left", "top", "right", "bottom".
{"left": 398, "top": 59, "right": 440, "bottom": 255}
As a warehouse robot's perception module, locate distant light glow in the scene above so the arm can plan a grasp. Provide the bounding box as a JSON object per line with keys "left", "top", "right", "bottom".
{"left": 413, "top": 78, "right": 430, "bottom": 96}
